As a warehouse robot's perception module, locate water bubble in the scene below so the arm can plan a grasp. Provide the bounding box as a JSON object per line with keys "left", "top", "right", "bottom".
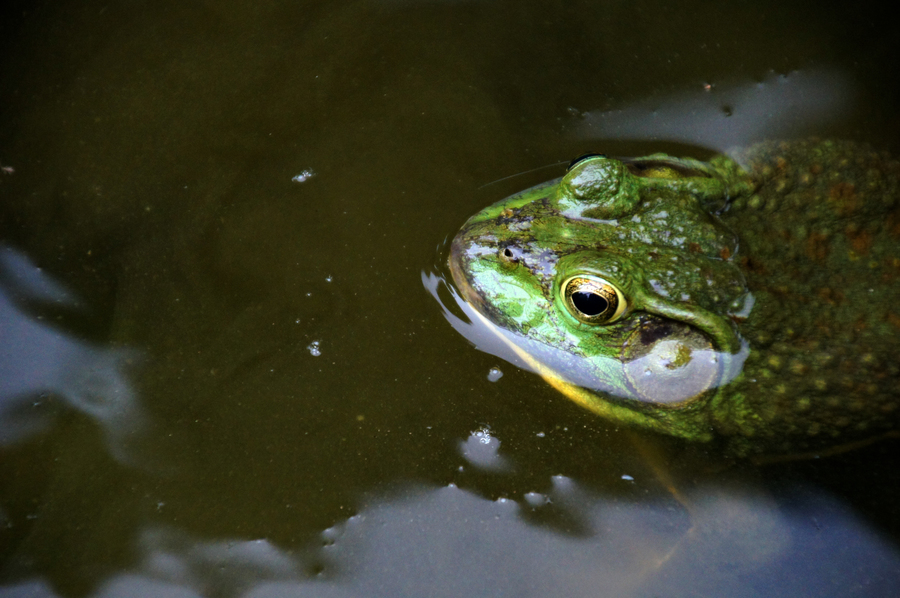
{"left": 487, "top": 367, "right": 503, "bottom": 382}
{"left": 291, "top": 169, "right": 316, "bottom": 183}
{"left": 474, "top": 426, "right": 492, "bottom": 444}
{"left": 459, "top": 425, "right": 510, "bottom": 472}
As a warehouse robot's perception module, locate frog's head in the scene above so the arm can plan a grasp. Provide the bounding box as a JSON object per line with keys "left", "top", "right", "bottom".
{"left": 449, "top": 153, "right": 755, "bottom": 439}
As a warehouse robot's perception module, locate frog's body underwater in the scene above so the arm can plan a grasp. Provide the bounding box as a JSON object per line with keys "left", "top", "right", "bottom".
{"left": 449, "top": 139, "right": 900, "bottom": 456}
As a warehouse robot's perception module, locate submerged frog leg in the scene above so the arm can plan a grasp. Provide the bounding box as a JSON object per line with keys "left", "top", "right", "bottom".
{"left": 621, "top": 430, "right": 703, "bottom": 571}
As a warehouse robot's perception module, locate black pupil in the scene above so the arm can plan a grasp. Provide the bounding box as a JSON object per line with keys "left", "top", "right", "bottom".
{"left": 572, "top": 291, "right": 608, "bottom": 316}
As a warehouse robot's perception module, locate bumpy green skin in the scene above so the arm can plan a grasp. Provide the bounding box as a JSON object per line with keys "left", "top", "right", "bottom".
{"left": 449, "top": 139, "right": 900, "bottom": 456}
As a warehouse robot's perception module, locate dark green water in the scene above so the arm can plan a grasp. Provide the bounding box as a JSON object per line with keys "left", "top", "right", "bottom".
{"left": 1, "top": 1, "right": 899, "bottom": 596}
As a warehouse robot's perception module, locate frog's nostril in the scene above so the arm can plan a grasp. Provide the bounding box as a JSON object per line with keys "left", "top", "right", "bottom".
{"left": 500, "top": 247, "right": 517, "bottom": 262}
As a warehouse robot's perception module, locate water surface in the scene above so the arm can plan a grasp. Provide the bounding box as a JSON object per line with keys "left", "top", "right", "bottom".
{"left": 1, "top": 1, "right": 899, "bottom": 596}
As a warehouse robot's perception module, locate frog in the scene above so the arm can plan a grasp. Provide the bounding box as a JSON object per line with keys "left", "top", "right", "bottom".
{"left": 448, "top": 139, "right": 900, "bottom": 456}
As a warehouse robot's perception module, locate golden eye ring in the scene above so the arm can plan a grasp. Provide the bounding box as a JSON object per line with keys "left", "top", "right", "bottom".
{"left": 561, "top": 276, "right": 627, "bottom": 324}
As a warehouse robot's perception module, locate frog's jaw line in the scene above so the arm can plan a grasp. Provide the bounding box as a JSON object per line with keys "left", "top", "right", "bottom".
{"left": 463, "top": 306, "right": 686, "bottom": 437}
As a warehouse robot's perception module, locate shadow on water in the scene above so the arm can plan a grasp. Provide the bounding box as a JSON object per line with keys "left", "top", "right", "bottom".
{"left": 2, "top": 0, "right": 900, "bottom": 596}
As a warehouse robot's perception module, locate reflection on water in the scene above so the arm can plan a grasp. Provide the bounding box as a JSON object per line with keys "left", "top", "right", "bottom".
{"left": 4, "top": 477, "right": 899, "bottom": 597}
{"left": 95, "top": 527, "right": 305, "bottom": 598}
{"left": 0, "top": 246, "right": 146, "bottom": 465}
{"left": 310, "top": 481, "right": 900, "bottom": 597}
{"left": 422, "top": 270, "right": 533, "bottom": 376}
{"left": 578, "top": 70, "right": 856, "bottom": 151}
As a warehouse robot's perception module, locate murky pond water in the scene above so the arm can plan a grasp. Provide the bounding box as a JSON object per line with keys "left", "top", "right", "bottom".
{"left": 2, "top": 1, "right": 899, "bottom": 596}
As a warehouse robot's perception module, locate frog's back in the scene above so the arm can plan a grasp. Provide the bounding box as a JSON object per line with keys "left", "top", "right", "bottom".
{"left": 718, "top": 139, "right": 900, "bottom": 453}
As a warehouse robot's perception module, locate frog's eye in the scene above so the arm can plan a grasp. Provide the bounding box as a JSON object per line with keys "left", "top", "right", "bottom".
{"left": 562, "top": 276, "right": 627, "bottom": 324}
{"left": 566, "top": 153, "right": 607, "bottom": 172}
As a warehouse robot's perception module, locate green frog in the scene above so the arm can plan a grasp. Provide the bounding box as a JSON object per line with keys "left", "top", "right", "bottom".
{"left": 449, "top": 139, "right": 900, "bottom": 456}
